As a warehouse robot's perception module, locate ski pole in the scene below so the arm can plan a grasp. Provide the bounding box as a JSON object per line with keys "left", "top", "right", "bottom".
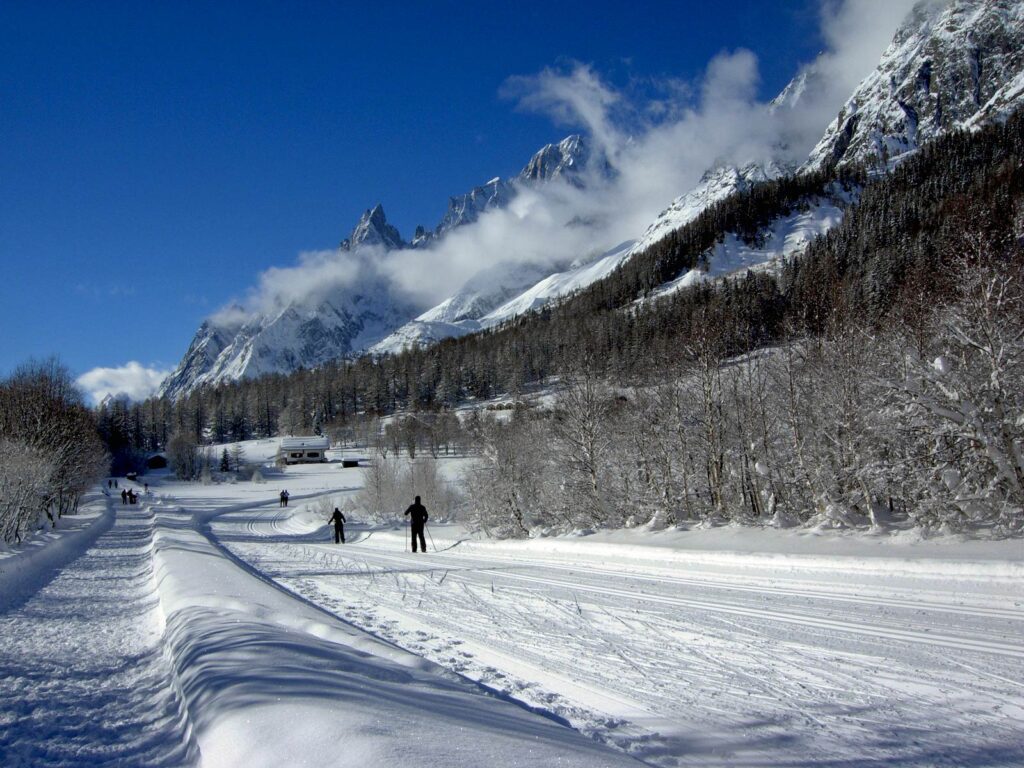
{"left": 405, "top": 519, "right": 409, "bottom": 552}
{"left": 426, "top": 524, "right": 436, "bottom": 552}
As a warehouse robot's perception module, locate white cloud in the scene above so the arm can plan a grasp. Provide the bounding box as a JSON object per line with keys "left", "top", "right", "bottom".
{"left": 210, "top": 248, "right": 369, "bottom": 327}
{"left": 77, "top": 362, "right": 172, "bottom": 404}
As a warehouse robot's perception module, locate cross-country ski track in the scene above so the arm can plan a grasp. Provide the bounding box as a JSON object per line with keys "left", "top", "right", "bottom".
{"left": 204, "top": 487, "right": 1024, "bottom": 767}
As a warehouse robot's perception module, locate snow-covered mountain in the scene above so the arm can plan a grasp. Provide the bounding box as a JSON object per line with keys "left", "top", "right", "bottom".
{"left": 627, "top": 162, "right": 792, "bottom": 257}
{"left": 157, "top": 276, "right": 419, "bottom": 400}
{"left": 519, "top": 134, "right": 592, "bottom": 185}
{"left": 159, "top": 135, "right": 593, "bottom": 397}
{"left": 435, "top": 178, "right": 513, "bottom": 236}
{"left": 806, "top": 0, "right": 1024, "bottom": 172}
{"left": 160, "top": 0, "right": 1024, "bottom": 396}
{"left": 369, "top": 242, "right": 636, "bottom": 355}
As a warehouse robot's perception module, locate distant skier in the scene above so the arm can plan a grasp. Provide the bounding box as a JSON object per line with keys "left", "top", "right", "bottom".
{"left": 127, "top": 489, "right": 136, "bottom": 505}
{"left": 120, "top": 489, "right": 128, "bottom": 505}
{"left": 328, "top": 507, "right": 346, "bottom": 544}
{"left": 279, "top": 490, "right": 286, "bottom": 507}
{"left": 283, "top": 489, "right": 290, "bottom": 507}
{"left": 404, "top": 495, "right": 429, "bottom": 553}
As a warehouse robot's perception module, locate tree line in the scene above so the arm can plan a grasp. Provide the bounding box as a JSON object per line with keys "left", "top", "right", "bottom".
{"left": 468, "top": 250, "right": 1023, "bottom": 536}
{"left": 0, "top": 360, "right": 109, "bottom": 543}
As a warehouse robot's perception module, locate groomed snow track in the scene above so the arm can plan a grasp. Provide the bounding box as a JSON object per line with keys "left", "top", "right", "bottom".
{"left": 210, "top": 502, "right": 1024, "bottom": 767}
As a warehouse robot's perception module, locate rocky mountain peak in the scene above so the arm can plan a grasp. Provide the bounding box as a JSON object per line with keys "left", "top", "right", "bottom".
{"left": 340, "top": 203, "right": 406, "bottom": 252}
{"left": 519, "top": 134, "right": 589, "bottom": 184}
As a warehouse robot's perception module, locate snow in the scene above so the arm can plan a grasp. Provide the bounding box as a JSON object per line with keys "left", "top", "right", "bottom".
{"left": 640, "top": 199, "right": 844, "bottom": 303}
{"left": 0, "top": 491, "right": 199, "bottom": 766}
{"left": 373, "top": 241, "right": 639, "bottom": 355}
{"left": 3, "top": 449, "right": 1022, "bottom": 766}
{"left": 626, "top": 163, "right": 786, "bottom": 259}
{"left": 479, "top": 240, "right": 636, "bottom": 326}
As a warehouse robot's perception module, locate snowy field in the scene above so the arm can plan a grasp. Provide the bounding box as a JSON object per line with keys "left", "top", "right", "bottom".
{"left": 1, "top": 444, "right": 1022, "bottom": 766}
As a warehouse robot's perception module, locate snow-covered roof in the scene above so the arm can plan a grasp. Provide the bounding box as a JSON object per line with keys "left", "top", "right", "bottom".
{"left": 280, "top": 436, "right": 330, "bottom": 451}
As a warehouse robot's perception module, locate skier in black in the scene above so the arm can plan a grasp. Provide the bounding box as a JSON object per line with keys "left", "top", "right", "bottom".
{"left": 328, "top": 507, "right": 346, "bottom": 544}
{"left": 404, "top": 495, "right": 429, "bottom": 553}
{"left": 120, "top": 489, "right": 128, "bottom": 505}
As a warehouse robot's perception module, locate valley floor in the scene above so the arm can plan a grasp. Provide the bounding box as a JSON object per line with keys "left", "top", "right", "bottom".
{"left": 2, "top": 453, "right": 1022, "bottom": 767}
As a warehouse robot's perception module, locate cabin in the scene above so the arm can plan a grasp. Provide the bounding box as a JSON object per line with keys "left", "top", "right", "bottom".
{"left": 145, "top": 453, "right": 168, "bottom": 470}
{"left": 278, "top": 436, "right": 330, "bottom": 465}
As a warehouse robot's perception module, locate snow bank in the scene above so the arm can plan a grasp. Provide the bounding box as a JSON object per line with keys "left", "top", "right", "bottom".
{"left": 0, "top": 491, "right": 113, "bottom": 611}
{"left": 148, "top": 503, "right": 641, "bottom": 767}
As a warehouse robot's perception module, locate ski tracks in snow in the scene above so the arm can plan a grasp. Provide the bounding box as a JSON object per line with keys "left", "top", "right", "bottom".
{"left": 214, "top": 505, "right": 1024, "bottom": 767}
{"left": 0, "top": 500, "right": 199, "bottom": 767}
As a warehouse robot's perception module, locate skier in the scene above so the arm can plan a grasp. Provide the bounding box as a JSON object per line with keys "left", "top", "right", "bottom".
{"left": 120, "top": 489, "right": 128, "bottom": 505}
{"left": 283, "top": 489, "right": 290, "bottom": 507}
{"left": 328, "top": 507, "right": 346, "bottom": 544}
{"left": 404, "top": 495, "right": 429, "bottom": 553}
{"left": 279, "top": 490, "right": 286, "bottom": 507}
{"left": 127, "top": 489, "right": 136, "bottom": 505}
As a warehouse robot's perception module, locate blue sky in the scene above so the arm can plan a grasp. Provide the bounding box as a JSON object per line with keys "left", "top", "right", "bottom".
{"left": 1, "top": 1, "right": 897, "bottom": 399}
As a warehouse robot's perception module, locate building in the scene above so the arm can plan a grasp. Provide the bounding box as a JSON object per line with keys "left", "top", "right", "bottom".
{"left": 145, "top": 453, "right": 168, "bottom": 470}
{"left": 278, "top": 436, "right": 330, "bottom": 465}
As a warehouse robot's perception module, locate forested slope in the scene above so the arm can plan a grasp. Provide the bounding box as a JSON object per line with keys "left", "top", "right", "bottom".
{"left": 99, "top": 112, "right": 1024, "bottom": 535}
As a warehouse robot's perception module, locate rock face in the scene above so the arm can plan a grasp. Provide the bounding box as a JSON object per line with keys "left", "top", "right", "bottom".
{"left": 806, "top": 0, "right": 1024, "bottom": 172}
{"left": 519, "top": 134, "right": 589, "bottom": 184}
{"left": 434, "top": 177, "right": 514, "bottom": 238}
{"left": 340, "top": 204, "right": 405, "bottom": 251}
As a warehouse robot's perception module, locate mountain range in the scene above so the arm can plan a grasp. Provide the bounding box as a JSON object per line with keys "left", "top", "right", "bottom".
{"left": 158, "top": 0, "right": 1024, "bottom": 400}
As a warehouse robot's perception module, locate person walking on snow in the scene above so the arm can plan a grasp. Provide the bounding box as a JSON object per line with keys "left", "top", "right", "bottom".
{"left": 404, "top": 495, "right": 429, "bottom": 553}
{"left": 120, "top": 489, "right": 128, "bottom": 505}
{"left": 328, "top": 507, "right": 346, "bottom": 544}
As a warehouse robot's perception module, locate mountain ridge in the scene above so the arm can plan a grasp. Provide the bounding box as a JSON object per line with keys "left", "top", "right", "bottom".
{"left": 158, "top": 0, "right": 1024, "bottom": 400}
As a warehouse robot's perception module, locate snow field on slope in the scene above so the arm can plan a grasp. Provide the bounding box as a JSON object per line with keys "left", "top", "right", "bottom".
{"left": 191, "top": 454, "right": 1024, "bottom": 768}
{"left": 641, "top": 200, "right": 844, "bottom": 304}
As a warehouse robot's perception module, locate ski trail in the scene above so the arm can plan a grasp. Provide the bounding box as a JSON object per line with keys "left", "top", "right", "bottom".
{"left": 207, "top": 501, "right": 1024, "bottom": 767}
{"left": 0, "top": 501, "right": 200, "bottom": 766}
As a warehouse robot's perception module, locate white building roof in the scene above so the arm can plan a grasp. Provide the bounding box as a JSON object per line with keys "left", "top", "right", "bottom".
{"left": 280, "top": 436, "right": 330, "bottom": 451}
